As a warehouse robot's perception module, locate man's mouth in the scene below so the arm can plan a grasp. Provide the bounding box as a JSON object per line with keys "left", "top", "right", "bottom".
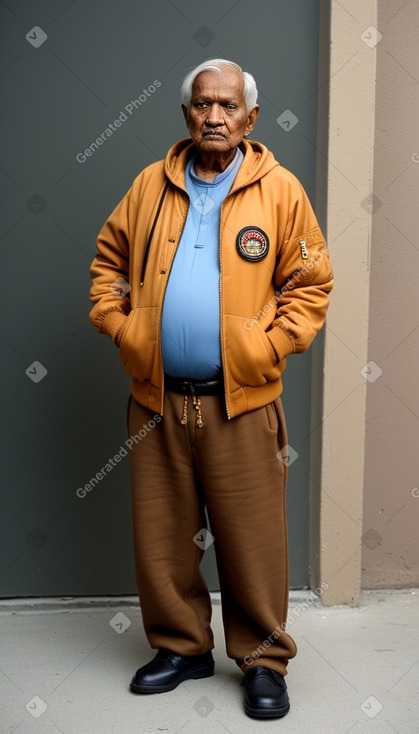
{"left": 203, "top": 131, "right": 226, "bottom": 138}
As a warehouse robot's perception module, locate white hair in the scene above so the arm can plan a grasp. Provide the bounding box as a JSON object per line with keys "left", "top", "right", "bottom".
{"left": 181, "top": 58, "right": 258, "bottom": 111}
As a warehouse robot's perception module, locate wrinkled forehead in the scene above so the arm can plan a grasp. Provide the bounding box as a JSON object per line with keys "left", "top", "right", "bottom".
{"left": 191, "top": 69, "right": 245, "bottom": 101}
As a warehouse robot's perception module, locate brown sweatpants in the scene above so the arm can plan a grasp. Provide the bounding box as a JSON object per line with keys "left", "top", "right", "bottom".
{"left": 128, "top": 390, "right": 297, "bottom": 676}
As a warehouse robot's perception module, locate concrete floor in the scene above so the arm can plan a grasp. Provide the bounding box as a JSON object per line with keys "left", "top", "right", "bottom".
{"left": 0, "top": 589, "right": 418, "bottom": 734}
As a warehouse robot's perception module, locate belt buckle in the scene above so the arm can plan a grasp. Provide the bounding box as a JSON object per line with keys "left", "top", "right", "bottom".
{"left": 176, "top": 378, "right": 195, "bottom": 396}
{"left": 186, "top": 380, "right": 197, "bottom": 396}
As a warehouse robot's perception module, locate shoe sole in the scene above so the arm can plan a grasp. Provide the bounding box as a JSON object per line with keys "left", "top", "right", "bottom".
{"left": 244, "top": 701, "right": 290, "bottom": 719}
{"left": 130, "top": 663, "right": 215, "bottom": 694}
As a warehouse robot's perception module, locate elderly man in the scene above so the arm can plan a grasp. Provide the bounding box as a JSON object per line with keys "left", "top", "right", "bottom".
{"left": 89, "top": 58, "right": 333, "bottom": 719}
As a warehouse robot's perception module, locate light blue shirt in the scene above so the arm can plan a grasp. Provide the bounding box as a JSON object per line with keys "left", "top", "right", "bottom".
{"left": 161, "top": 148, "right": 243, "bottom": 379}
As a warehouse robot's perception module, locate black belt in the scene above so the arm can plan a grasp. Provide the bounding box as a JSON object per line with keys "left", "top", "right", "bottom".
{"left": 164, "top": 372, "right": 223, "bottom": 396}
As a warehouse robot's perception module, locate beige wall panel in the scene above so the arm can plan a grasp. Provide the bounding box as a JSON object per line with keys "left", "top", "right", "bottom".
{"left": 318, "top": 0, "right": 378, "bottom": 605}
{"left": 362, "top": 0, "right": 419, "bottom": 588}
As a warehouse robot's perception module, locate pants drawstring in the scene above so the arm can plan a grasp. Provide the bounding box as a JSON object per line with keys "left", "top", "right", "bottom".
{"left": 180, "top": 392, "right": 204, "bottom": 428}
{"left": 181, "top": 395, "right": 188, "bottom": 425}
{"left": 192, "top": 394, "right": 204, "bottom": 428}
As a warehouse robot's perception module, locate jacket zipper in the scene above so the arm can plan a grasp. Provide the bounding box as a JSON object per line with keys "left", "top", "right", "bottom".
{"left": 219, "top": 200, "right": 231, "bottom": 419}
{"left": 218, "top": 185, "right": 247, "bottom": 420}
{"left": 158, "top": 192, "right": 190, "bottom": 416}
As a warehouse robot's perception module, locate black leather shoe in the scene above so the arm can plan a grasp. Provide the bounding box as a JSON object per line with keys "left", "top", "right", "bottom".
{"left": 243, "top": 666, "right": 290, "bottom": 718}
{"left": 130, "top": 648, "right": 215, "bottom": 694}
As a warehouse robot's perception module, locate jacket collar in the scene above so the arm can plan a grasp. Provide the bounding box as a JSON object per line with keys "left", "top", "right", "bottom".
{"left": 163, "top": 138, "right": 279, "bottom": 193}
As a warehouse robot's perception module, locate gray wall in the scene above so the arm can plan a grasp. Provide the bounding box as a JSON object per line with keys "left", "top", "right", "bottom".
{"left": 0, "top": 0, "right": 322, "bottom": 596}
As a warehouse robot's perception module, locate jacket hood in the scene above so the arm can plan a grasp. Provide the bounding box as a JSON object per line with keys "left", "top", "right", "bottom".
{"left": 164, "top": 137, "right": 280, "bottom": 192}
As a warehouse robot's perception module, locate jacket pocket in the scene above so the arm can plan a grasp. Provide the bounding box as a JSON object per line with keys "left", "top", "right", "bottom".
{"left": 118, "top": 307, "right": 158, "bottom": 383}
{"left": 224, "top": 315, "right": 280, "bottom": 389}
{"left": 115, "top": 311, "right": 133, "bottom": 348}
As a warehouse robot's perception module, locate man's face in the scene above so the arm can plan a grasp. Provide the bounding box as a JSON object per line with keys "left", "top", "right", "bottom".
{"left": 182, "top": 69, "right": 259, "bottom": 155}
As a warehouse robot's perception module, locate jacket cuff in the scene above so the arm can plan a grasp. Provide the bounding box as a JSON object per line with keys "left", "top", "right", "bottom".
{"left": 266, "top": 326, "right": 295, "bottom": 362}
{"left": 100, "top": 309, "right": 128, "bottom": 342}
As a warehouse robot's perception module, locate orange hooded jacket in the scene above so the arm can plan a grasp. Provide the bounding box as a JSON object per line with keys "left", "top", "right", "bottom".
{"left": 89, "top": 137, "right": 333, "bottom": 418}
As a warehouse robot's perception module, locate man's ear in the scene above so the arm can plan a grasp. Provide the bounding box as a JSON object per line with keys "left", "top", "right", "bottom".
{"left": 181, "top": 104, "right": 188, "bottom": 126}
{"left": 244, "top": 105, "right": 260, "bottom": 137}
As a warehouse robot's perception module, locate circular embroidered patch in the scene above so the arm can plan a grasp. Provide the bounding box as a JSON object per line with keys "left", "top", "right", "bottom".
{"left": 236, "top": 226, "right": 269, "bottom": 262}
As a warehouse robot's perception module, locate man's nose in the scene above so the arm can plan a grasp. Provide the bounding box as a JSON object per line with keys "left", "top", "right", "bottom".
{"left": 205, "top": 103, "right": 224, "bottom": 126}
